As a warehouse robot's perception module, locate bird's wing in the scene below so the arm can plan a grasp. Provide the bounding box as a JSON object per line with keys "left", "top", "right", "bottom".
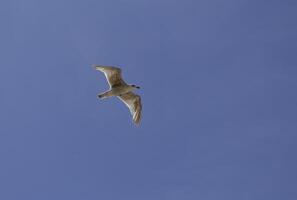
{"left": 118, "top": 92, "right": 142, "bottom": 125}
{"left": 93, "top": 65, "right": 127, "bottom": 88}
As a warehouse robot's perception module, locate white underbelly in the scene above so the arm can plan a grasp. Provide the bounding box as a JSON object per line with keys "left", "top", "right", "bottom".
{"left": 111, "top": 86, "right": 133, "bottom": 96}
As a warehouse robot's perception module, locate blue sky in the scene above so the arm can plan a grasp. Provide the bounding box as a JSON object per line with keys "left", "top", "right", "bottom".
{"left": 1, "top": 0, "right": 297, "bottom": 199}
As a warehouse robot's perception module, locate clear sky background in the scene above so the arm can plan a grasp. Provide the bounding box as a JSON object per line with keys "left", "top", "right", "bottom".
{"left": 1, "top": 0, "right": 297, "bottom": 199}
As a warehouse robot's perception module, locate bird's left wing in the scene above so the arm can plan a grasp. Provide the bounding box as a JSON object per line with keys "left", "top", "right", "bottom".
{"left": 118, "top": 92, "right": 142, "bottom": 125}
{"left": 93, "top": 65, "right": 127, "bottom": 88}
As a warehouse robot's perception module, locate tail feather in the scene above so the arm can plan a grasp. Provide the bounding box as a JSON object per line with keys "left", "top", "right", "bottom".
{"left": 98, "top": 94, "right": 104, "bottom": 99}
{"left": 98, "top": 91, "right": 113, "bottom": 99}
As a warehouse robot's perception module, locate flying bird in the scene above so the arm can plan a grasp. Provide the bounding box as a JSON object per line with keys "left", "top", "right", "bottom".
{"left": 93, "top": 65, "right": 142, "bottom": 125}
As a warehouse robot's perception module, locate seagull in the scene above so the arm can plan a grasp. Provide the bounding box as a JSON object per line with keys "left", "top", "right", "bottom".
{"left": 93, "top": 65, "right": 142, "bottom": 125}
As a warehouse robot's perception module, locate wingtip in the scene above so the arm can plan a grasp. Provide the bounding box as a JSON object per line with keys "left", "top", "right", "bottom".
{"left": 133, "top": 113, "right": 141, "bottom": 126}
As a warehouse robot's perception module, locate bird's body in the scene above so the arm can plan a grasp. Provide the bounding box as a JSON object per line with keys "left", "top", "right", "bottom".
{"left": 98, "top": 85, "right": 136, "bottom": 99}
{"left": 93, "top": 65, "right": 142, "bottom": 125}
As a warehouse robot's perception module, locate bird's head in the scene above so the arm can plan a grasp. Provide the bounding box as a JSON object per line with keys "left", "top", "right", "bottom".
{"left": 131, "top": 84, "right": 140, "bottom": 89}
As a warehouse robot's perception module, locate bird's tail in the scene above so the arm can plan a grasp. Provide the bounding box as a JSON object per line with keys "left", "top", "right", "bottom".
{"left": 97, "top": 91, "right": 112, "bottom": 99}
{"left": 98, "top": 94, "right": 104, "bottom": 99}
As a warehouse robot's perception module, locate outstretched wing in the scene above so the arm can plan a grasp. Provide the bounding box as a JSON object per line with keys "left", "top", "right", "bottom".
{"left": 93, "top": 65, "right": 127, "bottom": 88}
{"left": 118, "top": 92, "right": 142, "bottom": 125}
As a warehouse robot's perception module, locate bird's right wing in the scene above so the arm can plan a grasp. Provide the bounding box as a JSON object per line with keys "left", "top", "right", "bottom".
{"left": 118, "top": 92, "right": 142, "bottom": 125}
{"left": 93, "top": 65, "right": 127, "bottom": 88}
